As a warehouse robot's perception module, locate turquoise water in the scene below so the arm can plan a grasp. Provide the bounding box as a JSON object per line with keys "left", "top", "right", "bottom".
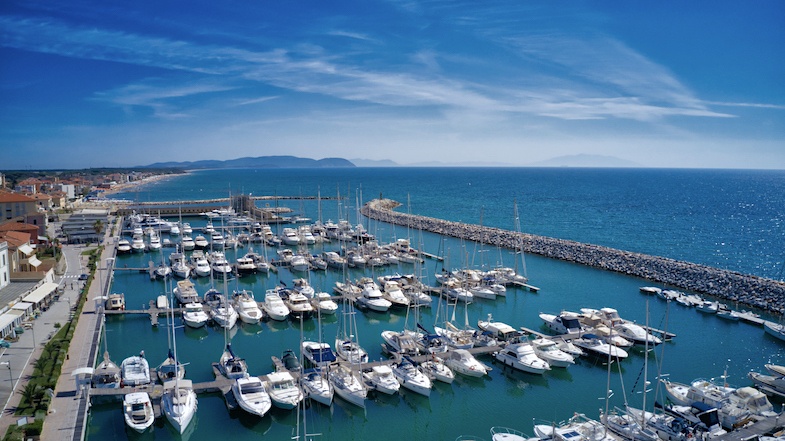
{"left": 86, "top": 168, "right": 785, "bottom": 440}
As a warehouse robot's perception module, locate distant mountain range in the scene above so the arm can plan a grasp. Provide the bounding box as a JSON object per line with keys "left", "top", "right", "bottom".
{"left": 139, "top": 154, "right": 640, "bottom": 169}
{"left": 140, "top": 155, "right": 355, "bottom": 169}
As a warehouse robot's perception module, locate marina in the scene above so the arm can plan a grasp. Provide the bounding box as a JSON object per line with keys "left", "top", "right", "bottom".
{"left": 46, "top": 168, "right": 785, "bottom": 441}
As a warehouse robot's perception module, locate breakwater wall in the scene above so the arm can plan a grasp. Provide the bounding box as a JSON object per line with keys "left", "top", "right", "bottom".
{"left": 362, "top": 199, "right": 785, "bottom": 315}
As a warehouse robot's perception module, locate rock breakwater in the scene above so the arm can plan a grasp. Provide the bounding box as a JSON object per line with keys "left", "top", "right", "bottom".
{"left": 362, "top": 199, "right": 785, "bottom": 315}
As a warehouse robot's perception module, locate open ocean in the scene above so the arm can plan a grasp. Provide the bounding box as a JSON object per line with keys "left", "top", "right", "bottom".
{"left": 88, "top": 167, "right": 785, "bottom": 440}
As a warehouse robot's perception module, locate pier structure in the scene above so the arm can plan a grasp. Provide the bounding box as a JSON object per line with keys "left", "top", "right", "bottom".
{"left": 361, "top": 199, "right": 785, "bottom": 315}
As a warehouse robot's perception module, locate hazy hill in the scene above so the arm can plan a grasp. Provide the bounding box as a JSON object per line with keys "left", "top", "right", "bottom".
{"left": 140, "top": 156, "right": 355, "bottom": 169}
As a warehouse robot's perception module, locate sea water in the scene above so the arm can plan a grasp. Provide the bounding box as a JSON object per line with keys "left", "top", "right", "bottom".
{"left": 86, "top": 167, "right": 785, "bottom": 440}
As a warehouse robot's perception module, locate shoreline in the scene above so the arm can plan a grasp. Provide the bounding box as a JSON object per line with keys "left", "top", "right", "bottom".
{"left": 362, "top": 198, "right": 785, "bottom": 315}
{"left": 101, "top": 171, "right": 189, "bottom": 196}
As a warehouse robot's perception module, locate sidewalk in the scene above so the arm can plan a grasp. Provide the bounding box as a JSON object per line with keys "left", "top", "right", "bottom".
{"left": 0, "top": 213, "right": 119, "bottom": 440}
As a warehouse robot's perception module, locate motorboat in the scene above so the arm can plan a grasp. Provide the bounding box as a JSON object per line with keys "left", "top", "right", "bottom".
{"left": 174, "top": 279, "right": 200, "bottom": 305}
{"left": 218, "top": 344, "right": 248, "bottom": 379}
{"left": 293, "top": 278, "right": 315, "bottom": 298}
{"left": 182, "top": 302, "right": 209, "bottom": 328}
{"left": 266, "top": 371, "right": 304, "bottom": 410}
{"left": 581, "top": 307, "right": 662, "bottom": 346}
{"left": 363, "top": 365, "right": 400, "bottom": 395}
{"left": 329, "top": 363, "right": 367, "bottom": 408}
{"left": 554, "top": 338, "right": 585, "bottom": 357}
{"left": 161, "top": 378, "right": 197, "bottom": 434}
{"left": 233, "top": 376, "right": 272, "bottom": 417}
{"left": 194, "top": 235, "right": 209, "bottom": 249}
{"left": 572, "top": 334, "right": 629, "bottom": 359}
{"left": 591, "top": 324, "right": 635, "bottom": 348}
{"left": 443, "top": 282, "right": 474, "bottom": 303}
{"left": 181, "top": 235, "right": 195, "bottom": 251}
{"left": 534, "top": 413, "right": 619, "bottom": 441}
{"left": 157, "top": 349, "right": 186, "bottom": 383}
{"left": 381, "top": 280, "right": 410, "bottom": 308}
{"left": 696, "top": 300, "right": 719, "bottom": 314}
{"left": 311, "top": 292, "right": 338, "bottom": 315}
{"left": 301, "top": 341, "right": 337, "bottom": 368}
{"left": 191, "top": 251, "right": 211, "bottom": 277}
{"left": 354, "top": 278, "right": 392, "bottom": 312}
{"left": 148, "top": 233, "right": 162, "bottom": 251}
{"left": 530, "top": 338, "right": 575, "bottom": 368}
{"left": 419, "top": 356, "right": 455, "bottom": 384}
{"left": 105, "top": 293, "right": 125, "bottom": 311}
{"left": 748, "top": 364, "right": 785, "bottom": 399}
{"left": 443, "top": 348, "right": 488, "bottom": 377}
{"left": 280, "top": 228, "right": 301, "bottom": 246}
{"left": 123, "top": 392, "right": 154, "bottom": 432}
{"left": 489, "top": 427, "right": 534, "bottom": 441}
{"left": 234, "top": 254, "right": 256, "bottom": 275}
{"left": 232, "top": 290, "right": 263, "bottom": 324}
{"left": 639, "top": 286, "right": 662, "bottom": 295}
{"left": 290, "top": 253, "right": 311, "bottom": 272}
{"left": 381, "top": 329, "right": 421, "bottom": 356}
{"left": 300, "top": 369, "right": 333, "bottom": 406}
{"left": 298, "top": 225, "right": 316, "bottom": 244}
{"left": 539, "top": 311, "right": 586, "bottom": 336}
{"left": 156, "top": 294, "right": 169, "bottom": 310}
{"left": 210, "top": 231, "right": 226, "bottom": 248}
{"left": 261, "top": 289, "right": 290, "bottom": 321}
{"left": 494, "top": 342, "right": 550, "bottom": 374}
{"left": 131, "top": 234, "right": 146, "bottom": 253}
{"left": 764, "top": 320, "right": 785, "bottom": 341}
{"left": 117, "top": 238, "right": 131, "bottom": 254}
{"left": 284, "top": 292, "right": 315, "bottom": 319}
{"left": 121, "top": 352, "right": 151, "bottom": 386}
{"left": 323, "top": 251, "right": 347, "bottom": 269}
{"left": 204, "top": 289, "right": 238, "bottom": 329}
{"left": 478, "top": 315, "right": 523, "bottom": 342}
{"left": 392, "top": 356, "right": 432, "bottom": 396}
{"left": 169, "top": 251, "right": 191, "bottom": 279}
{"left": 181, "top": 222, "right": 192, "bottom": 235}
{"left": 208, "top": 251, "right": 232, "bottom": 275}
{"left": 627, "top": 404, "right": 726, "bottom": 441}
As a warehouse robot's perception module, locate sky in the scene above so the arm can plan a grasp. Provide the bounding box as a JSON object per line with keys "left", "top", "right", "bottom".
{"left": 1, "top": 1, "right": 784, "bottom": 170}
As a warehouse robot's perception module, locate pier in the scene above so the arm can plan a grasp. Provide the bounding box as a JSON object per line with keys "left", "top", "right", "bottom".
{"left": 362, "top": 199, "right": 785, "bottom": 315}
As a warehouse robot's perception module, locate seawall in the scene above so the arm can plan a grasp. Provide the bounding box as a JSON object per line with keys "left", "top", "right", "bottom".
{"left": 361, "top": 199, "right": 785, "bottom": 315}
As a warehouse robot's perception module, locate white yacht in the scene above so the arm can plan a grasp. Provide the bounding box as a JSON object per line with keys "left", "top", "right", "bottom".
{"left": 572, "top": 334, "right": 629, "bottom": 359}
{"left": 329, "top": 363, "right": 367, "bottom": 408}
{"left": 148, "top": 233, "right": 162, "bottom": 251}
{"left": 477, "top": 315, "right": 522, "bottom": 342}
{"left": 293, "top": 278, "right": 315, "bottom": 298}
{"left": 169, "top": 250, "right": 191, "bottom": 279}
{"left": 443, "top": 349, "right": 488, "bottom": 377}
{"left": 355, "top": 278, "right": 392, "bottom": 312}
{"left": 582, "top": 307, "right": 662, "bottom": 346}
{"left": 131, "top": 234, "right": 146, "bottom": 253}
{"left": 381, "top": 280, "right": 410, "bottom": 308}
{"left": 232, "top": 290, "right": 263, "bottom": 324}
{"left": 289, "top": 254, "right": 311, "bottom": 272}
{"left": 392, "top": 357, "right": 432, "bottom": 396}
{"left": 208, "top": 251, "right": 232, "bottom": 276}
{"left": 190, "top": 251, "right": 211, "bottom": 278}
{"left": 161, "top": 378, "right": 197, "bottom": 434}
{"left": 749, "top": 364, "right": 785, "bottom": 399}
{"left": 194, "top": 235, "right": 209, "bottom": 249}
{"left": 298, "top": 225, "right": 316, "bottom": 244}
{"left": 261, "top": 289, "right": 290, "bottom": 321}
{"left": 121, "top": 352, "right": 151, "bottom": 386}
{"left": 210, "top": 231, "right": 225, "bottom": 248}
{"left": 538, "top": 312, "right": 586, "bottom": 336}
{"left": 530, "top": 338, "right": 576, "bottom": 368}
{"left": 174, "top": 279, "right": 200, "bottom": 305}
{"left": 233, "top": 376, "right": 272, "bottom": 417}
{"left": 117, "top": 238, "right": 131, "bottom": 254}
{"left": 123, "top": 392, "right": 154, "bottom": 432}
{"left": 235, "top": 254, "right": 258, "bottom": 275}
{"left": 284, "top": 292, "right": 314, "bottom": 319}
{"left": 266, "top": 371, "right": 304, "bottom": 410}
{"left": 381, "top": 329, "right": 421, "bottom": 356}
{"left": 363, "top": 365, "right": 400, "bottom": 395}
{"left": 280, "top": 227, "right": 301, "bottom": 246}
{"left": 322, "top": 251, "right": 347, "bottom": 269}
{"left": 419, "top": 356, "right": 455, "bottom": 384}
{"left": 311, "top": 292, "right": 338, "bottom": 315}
{"left": 301, "top": 369, "right": 333, "bottom": 406}
{"left": 534, "top": 413, "right": 619, "bottom": 441}
{"left": 182, "top": 302, "right": 209, "bottom": 328}
{"left": 182, "top": 222, "right": 193, "bottom": 235}
{"left": 169, "top": 223, "right": 180, "bottom": 236}
{"left": 301, "top": 341, "right": 337, "bottom": 368}
{"left": 494, "top": 343, "right": 550, "bottom": 375}
{"left": 180, "top": 235, "right": 195, "bottom": 251}
{"left": 205, "top": 289, "right": 238, "bottom": 329}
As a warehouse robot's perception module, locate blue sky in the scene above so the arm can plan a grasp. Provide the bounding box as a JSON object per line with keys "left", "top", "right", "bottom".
{"left": 1, "top": 1, "right": 783, "bottom": 169}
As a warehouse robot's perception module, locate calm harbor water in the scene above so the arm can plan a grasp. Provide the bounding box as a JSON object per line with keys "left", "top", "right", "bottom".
{"left": 87, "top": 167, "right": 785, "bottom": 440}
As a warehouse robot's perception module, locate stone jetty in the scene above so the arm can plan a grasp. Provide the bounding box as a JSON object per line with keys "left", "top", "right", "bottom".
{"left": 362, "top": 199, "right": 785, "bottom": 315}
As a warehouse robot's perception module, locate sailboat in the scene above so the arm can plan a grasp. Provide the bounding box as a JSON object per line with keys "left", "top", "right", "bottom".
{"left": 334, "top": 298, "right": 369, "bottom": 364}
{"left": 157, "top": 286, "right": 186, "bottom": 383}
{"left": 92, "top": 312, "right": 121, "bottom": 389}
{"left": 217, "top": 266, "right": 248, "bottom": 379}
{"left": 161, "top": 289, "right": 198, "bottom": 434}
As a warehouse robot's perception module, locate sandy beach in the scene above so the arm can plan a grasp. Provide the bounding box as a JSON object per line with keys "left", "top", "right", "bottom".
{"left": 101, "top": 171, "right": 188, "bottom": 196}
